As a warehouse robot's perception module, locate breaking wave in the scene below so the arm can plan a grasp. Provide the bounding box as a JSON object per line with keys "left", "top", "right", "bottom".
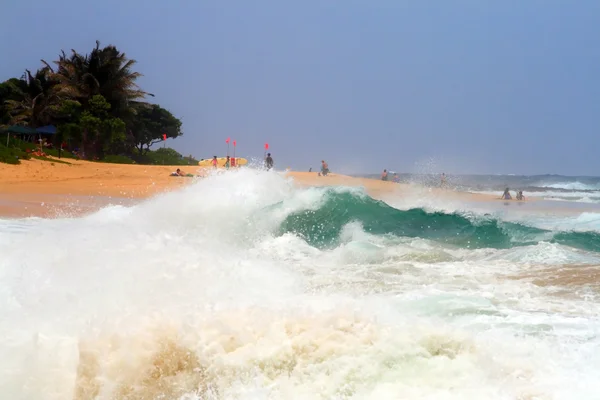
{"left": 1, "top": 170, "right": 599, "bottom": 399}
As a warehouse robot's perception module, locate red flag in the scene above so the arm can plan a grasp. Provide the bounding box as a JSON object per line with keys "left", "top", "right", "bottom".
{"left": 162, "top": 133, "right": 167, "bottom": 141}
{"left": 233, "top": 140, "right": 236, "bottom": 147}
{"left": 265, "top": 143, "right": 269, "bottom": 150}
{"left": 226, "top": 137, "right": 230, "bottom": 144}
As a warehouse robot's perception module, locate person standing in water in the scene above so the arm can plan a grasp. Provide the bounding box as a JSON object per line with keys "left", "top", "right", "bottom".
{"left": 381, "top": 169, "right": 388, "bottom": 181}
{"left": 265, "top": 153, "right": 274, "bottom": 170}
{"left": 211, "top": 156, "right": 218, "bottom": 168}
{"left": 224, "top": 156, "right": 230, "bottom": 170}
{"left": 319, "top": 160, "right": 329, "bottom": 176}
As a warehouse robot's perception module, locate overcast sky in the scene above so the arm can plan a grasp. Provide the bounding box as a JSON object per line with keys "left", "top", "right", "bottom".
{"left": 2, "top": 0, "right": 599, "bottom": 175}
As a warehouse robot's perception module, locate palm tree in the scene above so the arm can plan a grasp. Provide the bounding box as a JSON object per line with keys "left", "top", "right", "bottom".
{"left": 50, "top": 41, "right": 150, "bottom": 119}
{"left": 4, "top": 68, "right": 60, "bottom": 127}
{"left": 42, "top": 41, "right": 153, "bottom": 158}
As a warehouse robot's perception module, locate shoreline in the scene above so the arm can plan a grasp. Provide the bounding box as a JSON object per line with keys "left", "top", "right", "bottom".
{"left": 0, "top": 158, "right": 544, "bottom": 219}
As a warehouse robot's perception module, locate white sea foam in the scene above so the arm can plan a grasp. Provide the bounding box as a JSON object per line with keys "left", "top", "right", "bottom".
{"left": 541, "top": 181, "right": 600, "bottom": 191}
{"left": 1, "top": 169, "right": 599, "bottom": 399}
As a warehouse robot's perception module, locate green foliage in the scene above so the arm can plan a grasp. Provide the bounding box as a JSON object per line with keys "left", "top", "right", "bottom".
{"left": 0, "top": 40, "right": 187, "bottom": 164}
{"left": 0, "top": 136, "right": 78, "bottom": 164}
{"left": 0, "top": 142, "right": 31, "bottom": 164}
{"left": 43, "top": 147, "right": 78, "bottom": 159}
{"left": 92, "top": 147, "right": 197, "bottom": 166}
{"left": 2, "top": 68, "right": 61, "bottom": 128}
{"left": 130, "top": 104, "right": 183, "bottom": 154}
{"left": 7, "top": 136, "right": 36, "bottom": 152}
{"left": 147, "top": 147, "right": 184, "bottom": 165}
{"left": 76, "top": 95, "right": 126, "bottom": 157}
{"left": 0, "top": 78, "right": 27, "bottom": 126}
{"left": 52, "top": 40, "right": 147, "bottom": 119}
{"left": 0, "top": 146, "right": 21, "bottom": 164}
{"left": 131, "top": 147, "right": 197, "bottom": 165}
{"left": 101, "top": 155, "right": 136, "bottom": 164}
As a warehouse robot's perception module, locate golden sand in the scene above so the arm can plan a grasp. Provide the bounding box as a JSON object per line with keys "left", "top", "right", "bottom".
{"left": 0, "top": 158, "right": 194, "bottom": 217}
{"left": 0, "top": 158, "right": 506, "bottom": 218}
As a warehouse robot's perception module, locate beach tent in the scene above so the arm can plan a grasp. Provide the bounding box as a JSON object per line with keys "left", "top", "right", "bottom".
{"left": 36, "top": 125, "right": 57, "bottom": 135}
{"left": 1, "top": 125, "right": 37, "bottom": 146}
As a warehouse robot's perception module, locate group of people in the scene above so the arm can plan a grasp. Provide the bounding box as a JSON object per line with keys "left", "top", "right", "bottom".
{"left": 174, "top": 152, "right": 334, "bottom": 176}
{"left": 266, "top": 155, "right": 332, "bottom": 176}
{"left": 502, "top": 188, "right": 525, "bottom": 201}
{"left": 381, "top": 170, "right": 400, "bottom": 183}
{"left": 212, "top": 155, "right": 233, "bottom": 169}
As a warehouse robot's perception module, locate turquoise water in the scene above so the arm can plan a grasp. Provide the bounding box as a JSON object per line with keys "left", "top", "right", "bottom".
{"left": 278, "top": 190, "right": 600, "bottom": 252}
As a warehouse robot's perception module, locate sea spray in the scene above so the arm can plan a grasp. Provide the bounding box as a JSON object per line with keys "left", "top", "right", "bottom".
{"left": 1, "top": 169, "right": 599, "bottom": 399}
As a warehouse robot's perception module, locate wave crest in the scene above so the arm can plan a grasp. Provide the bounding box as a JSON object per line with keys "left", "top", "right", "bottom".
{"left": 277, "top": 190, "right": 600, "bottom": 252}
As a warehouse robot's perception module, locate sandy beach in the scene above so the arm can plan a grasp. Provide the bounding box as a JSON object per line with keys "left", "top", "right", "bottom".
{"left": 0, "top": 158, "right": 513, "bottom": 218}
{"left": 0, "top": 158, "right": 194, "bottom": 217}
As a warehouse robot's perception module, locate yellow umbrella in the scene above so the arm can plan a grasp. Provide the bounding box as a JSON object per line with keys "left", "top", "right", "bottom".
{"left": 198, "top": 157, "right": 248, "bottom": 167}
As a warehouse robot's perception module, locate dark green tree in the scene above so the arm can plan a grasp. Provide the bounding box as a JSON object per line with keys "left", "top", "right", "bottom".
{"left": 1, "top": 40, "right": 186, "bottom": 164}
{"left": 2, "top": 68, "right": 61, "bottom": 128}
{"left": 0, "top": 78, "right": 27, "bottom": 127}
{"left": 50, "top": 41, "right": 150, "bottom": 120}
{"left": 77, "top": 95, "right": 125, "bottom": 158}
{"left": 130, "top": 104, "right": 183, "bottom": 154}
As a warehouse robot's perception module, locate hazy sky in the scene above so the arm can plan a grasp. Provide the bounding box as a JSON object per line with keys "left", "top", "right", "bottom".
{"left": 2, "top": 0, "right": 599, "bottom": 175}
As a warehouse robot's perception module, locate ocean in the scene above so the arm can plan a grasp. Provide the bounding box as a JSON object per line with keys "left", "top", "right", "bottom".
{"left": 1, "top": 170, "right": 599, "bottom": 399}
{"left": 367, "top": 172, "right": 600, "bottom": 203}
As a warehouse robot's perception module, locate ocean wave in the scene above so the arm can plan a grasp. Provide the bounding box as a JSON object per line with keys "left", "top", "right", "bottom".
{"left": 1, "top": 170, "right": 600, "bottom": 399}
{"left": 540, "top": 181, "right": 600, "bottom": 191}
{"left": 277, "top": 190, "right": 600, "bottom": 252}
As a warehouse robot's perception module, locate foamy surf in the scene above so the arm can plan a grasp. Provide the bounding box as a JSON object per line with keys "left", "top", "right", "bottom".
{"left": 1, "top": 169, "right": 599, "bottom": 399}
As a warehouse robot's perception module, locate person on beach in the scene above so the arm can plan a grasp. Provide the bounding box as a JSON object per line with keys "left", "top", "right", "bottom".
{"left": 171, "top": 168, "right": 194, "bottom": 177}
{"left": 393, "top": 173, "right": 400, "bottom": 183}
{"left": 441, "top": 173, "right": 447, "bottom": 188}
{"left": 502, "top": 188, "right": 512, "bottom": 200}
{"left": 381, "top": 169, "right": 388, "bottom": 181}
{"left": 212, "top": 156, "right": 218, "bottom": 168}
{"left": 224, "top": 156, "right": 230, "bottom": 170}
{"left": 319, "top": 160, "right": 329, "bottom": 176}
{"left": 265, "top": 153, "right": 274, "bottom": 170}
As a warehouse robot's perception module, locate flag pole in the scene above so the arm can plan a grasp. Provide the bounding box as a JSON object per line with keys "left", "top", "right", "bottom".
{"left": 233, "top": 140, "right": 237, "bottom": 166}
{"left": 264, "top": 143, "right": 269, "bottom": 169}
